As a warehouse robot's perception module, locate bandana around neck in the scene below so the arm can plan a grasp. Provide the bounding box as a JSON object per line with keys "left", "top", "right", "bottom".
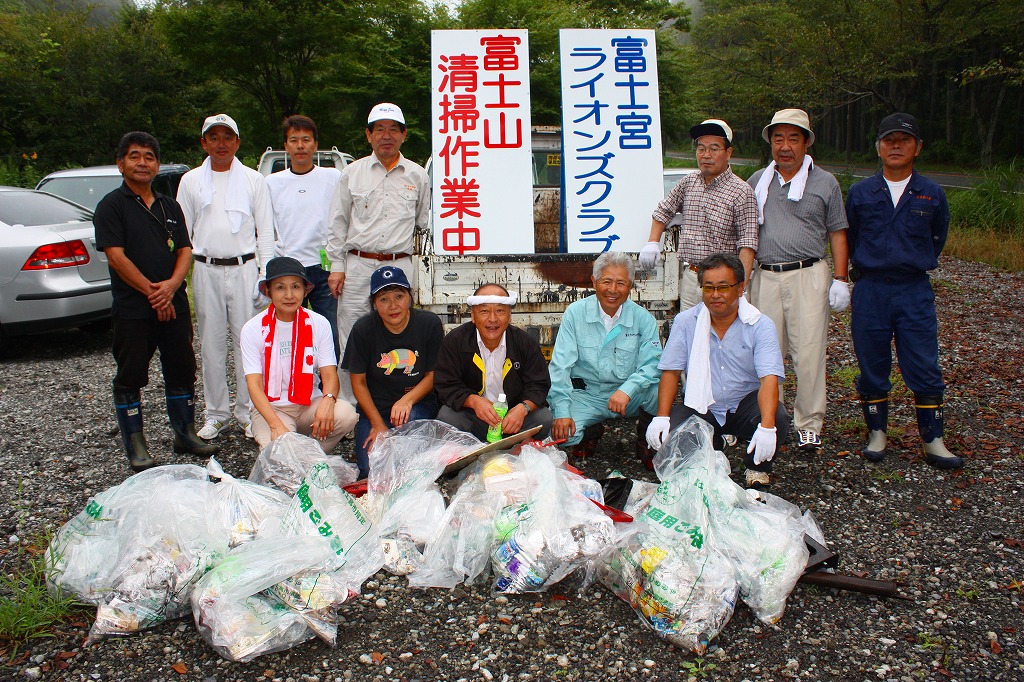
{"left": 260, "top": 304, "right": 315, "bottom": 405}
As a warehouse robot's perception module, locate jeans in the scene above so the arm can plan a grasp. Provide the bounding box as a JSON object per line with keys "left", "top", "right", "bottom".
{"left": 304, "top": 265, "right": 339, "bottom": 362}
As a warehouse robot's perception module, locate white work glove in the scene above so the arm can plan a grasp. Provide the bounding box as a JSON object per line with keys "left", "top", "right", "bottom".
{"left": 646, "top": 416, "right": 672, "bottom": 451}
{"left": 828, "top": 278, "right": 851, "bottom": 312}
{"left": 746, "top": 424, "right": 777, "bottom": 465}
{"left": 638, "top": 241, "right": 662, "bottom": 270}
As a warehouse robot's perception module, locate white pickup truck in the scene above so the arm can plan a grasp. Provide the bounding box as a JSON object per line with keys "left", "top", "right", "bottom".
{"left": 257, "top": 147, "right": 353, "bottom": 176}
{"left": 416, "top": 127, "right": 683, "bottom": 355}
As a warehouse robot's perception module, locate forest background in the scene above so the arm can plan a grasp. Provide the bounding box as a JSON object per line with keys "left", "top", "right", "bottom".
{"left": 2, "top": 0, "right": 1022, "bottom": 266}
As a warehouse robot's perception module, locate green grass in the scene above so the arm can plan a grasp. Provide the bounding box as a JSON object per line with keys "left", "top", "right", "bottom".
{"left": 832, "top": 366, "right": 859, "bottom": 389}
{"left": 955, "top": 585, "right": 979, "bottom": 600}
{"left": 0, "top": 536, "right": 89, "bottom": 657}
{"left": 947, "top": 161, "right": 1024, "bottom": 271}
{"left": 917, "top": 632, "right": 943, "bottom": 649}
{"left": 0, "top": 157, "right": 43, "bottom": 188}
{"left": 871, "top": 469, "right": 904, "bottom": 483}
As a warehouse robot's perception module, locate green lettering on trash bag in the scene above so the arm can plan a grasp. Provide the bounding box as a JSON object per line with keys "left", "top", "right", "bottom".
{"left": 296, "top": 482, "right": 313, "bottom": 513}
{"left": 85, "top": 500, "right": 103, "bottom": 519}
{"left": 646, "top": 507, "right": 665, "bottom": 522}
{"left": 658, "top": 515, "right": 678, "bottom": 529}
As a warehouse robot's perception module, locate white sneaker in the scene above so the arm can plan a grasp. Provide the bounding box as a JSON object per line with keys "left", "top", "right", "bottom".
{"left": 197, "top": 418, "right": 230, "bottom": 440}
{"left": 797, "top": 429, "right": 822, "bottom": 451}
{"left": 243, "top": 421, "right": 254, "bottom": 439}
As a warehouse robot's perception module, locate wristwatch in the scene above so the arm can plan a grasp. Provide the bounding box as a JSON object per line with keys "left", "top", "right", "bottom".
{"left": 323, "top": 393, "right": 337, "bottom": 401}
{"left": 520, "top": 401, "right": 533, "bottom": 414}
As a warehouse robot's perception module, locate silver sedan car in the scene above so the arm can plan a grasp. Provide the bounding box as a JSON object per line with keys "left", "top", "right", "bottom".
{"left": 0, "top": 187, "right": 111, "bottom": 352}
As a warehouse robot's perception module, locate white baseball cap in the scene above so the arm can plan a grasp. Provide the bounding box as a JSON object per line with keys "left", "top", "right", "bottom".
{"left": 367, "top": 102, "right": 405, "bottom": 126}
{"left": 201, "top": 113, "right": 239, "bottom": 136}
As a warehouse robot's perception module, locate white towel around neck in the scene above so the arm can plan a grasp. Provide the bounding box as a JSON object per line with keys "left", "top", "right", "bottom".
{"left": 683, "top": 298, "right": 763, "bottom": 414}
{"left": 753, "top": 155, "right": 813, "bottom": 225}
{"left": 198, "top": 156, "right": 251, "bottom": 234}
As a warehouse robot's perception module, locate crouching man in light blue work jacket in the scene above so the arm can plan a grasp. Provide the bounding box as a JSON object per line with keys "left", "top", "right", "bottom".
{"left": 547, "top": 252, "right": 662, "bottom": 467}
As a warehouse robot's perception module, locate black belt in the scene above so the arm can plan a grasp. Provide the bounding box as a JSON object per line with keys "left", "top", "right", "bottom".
{"left": 195, "top": 253, "right": 256, "bottom": 266}
{"left": 758, "top": 257, "right": 820, "bottom": 273}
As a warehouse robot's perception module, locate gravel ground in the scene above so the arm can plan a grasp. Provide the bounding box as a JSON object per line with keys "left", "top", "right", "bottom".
{"left": 1, "top": 256, "right": 1022, "bottom": 682}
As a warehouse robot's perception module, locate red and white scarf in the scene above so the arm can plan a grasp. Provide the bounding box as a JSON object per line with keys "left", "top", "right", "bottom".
{"left": 261, "top": 304, "right": 315, "bottom": 405}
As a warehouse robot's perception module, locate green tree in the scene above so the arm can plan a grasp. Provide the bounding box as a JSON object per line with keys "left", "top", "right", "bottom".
{"left": 455, "top": 0, "right": 691, "bottom": 143}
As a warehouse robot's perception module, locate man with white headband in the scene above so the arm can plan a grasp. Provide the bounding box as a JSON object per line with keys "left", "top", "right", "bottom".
{"left": 435, "top": 283, "right": 553, "bottom": 441}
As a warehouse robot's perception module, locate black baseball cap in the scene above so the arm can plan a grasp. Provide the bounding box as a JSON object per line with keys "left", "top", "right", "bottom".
{"left": 877, "top": 113, "right": 921, "bottom": 141}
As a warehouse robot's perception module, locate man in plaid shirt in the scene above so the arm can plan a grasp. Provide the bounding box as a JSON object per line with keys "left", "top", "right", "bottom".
{"left": 640, "top": 119, "right": 759, "bottom": 311}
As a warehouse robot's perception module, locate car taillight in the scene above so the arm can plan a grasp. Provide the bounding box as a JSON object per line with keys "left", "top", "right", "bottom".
{"left": 22, "top": 240, "right": 91, "bottom": 270}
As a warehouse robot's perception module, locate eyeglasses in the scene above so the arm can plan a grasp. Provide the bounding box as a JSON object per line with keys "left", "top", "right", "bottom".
{"left": 700, "top": 282, "right": 742, "bottom": 294}
{"left": 694, "top": 144, "right": 726, "bottom": 155}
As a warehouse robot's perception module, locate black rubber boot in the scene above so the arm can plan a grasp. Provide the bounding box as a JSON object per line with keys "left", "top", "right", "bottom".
{"left": 166, "top": 390, "right": 220, "bottom": 457}
{"left": 636, "top": 410, "right": 655, "bottom": 471}
{"left": 571, "top": 422, "right": 605, "bottom": 460}
{"left": 914, "top": 393, "right": 964, "bottom": 470}
{"left": 860, "top": 394, "right": 889, "bottom": 462}
{"left": 114, "top": 387, "right": 155, "bottom": 472}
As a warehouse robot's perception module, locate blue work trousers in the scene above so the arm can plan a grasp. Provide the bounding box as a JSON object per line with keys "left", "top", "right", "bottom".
{"left": 851, "top": 276, "right": 945, "bottom": 397}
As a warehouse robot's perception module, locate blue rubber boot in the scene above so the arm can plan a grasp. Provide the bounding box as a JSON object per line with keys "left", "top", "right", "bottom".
{"left": 114, "top": 387, "right": 155, "bottom": 472}
{"left": 860, "top": 394, "right": 888, "bottom": 462}
{"left": 914, "top": 394, "right": 964, "bottom": 470}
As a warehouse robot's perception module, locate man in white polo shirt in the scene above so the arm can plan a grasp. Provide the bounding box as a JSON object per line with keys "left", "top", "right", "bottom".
{"left": 265, "top": 115, "right": 343, "bottom": 359}
{"left": 176, "top": 113, "right": 276, "bottom": 440}
{"left": 326, "top": 102, "right": 430, "bottom": 403}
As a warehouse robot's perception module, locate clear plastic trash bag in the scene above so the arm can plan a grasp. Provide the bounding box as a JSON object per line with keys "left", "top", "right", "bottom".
{"left": 206, "top": 458, "right": 290, "bottom": 547}
{"left": 45, "top": 465, "right": 230, "bottom": 642}
{"left": 249, "top": 432, "right": 357, "bottom": 495}
{"left": 363, "top": 420, "right": 480, "bottom": 575}
{"left": 191, "top": 535, "right": 338, "bottom": 663}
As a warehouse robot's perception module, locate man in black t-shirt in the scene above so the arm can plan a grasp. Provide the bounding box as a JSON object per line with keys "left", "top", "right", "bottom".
{"left": 94, "top": 131, "right": 217, "bottom": 472}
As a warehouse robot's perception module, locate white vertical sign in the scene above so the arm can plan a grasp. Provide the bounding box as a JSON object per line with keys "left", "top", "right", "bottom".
{"left": 431, "top": 30, "right": 534, "bottom": 255}
{"left": 559, "top": 29, "right": 663, "bottom": 253}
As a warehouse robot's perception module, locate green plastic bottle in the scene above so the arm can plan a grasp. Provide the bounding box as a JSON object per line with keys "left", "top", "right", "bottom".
{"left": 486, "top": 393, "right": 508, "bottom": 443}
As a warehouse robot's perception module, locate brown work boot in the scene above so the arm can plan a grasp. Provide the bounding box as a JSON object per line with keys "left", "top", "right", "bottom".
{"left": 571, "top": 423, "right": 605, "bottom": 460}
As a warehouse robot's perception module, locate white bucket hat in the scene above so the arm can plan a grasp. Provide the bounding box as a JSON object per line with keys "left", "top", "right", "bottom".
{"left": 762, "top": 108, "right": 815, "bottom": 146}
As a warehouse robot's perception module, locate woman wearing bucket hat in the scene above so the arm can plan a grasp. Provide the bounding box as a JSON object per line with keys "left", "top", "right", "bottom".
{"left": 239, "top": 256, "right": 357, "bottom": 452}
{"left": 341, "top": 265, "right": 444, "bottom": 479}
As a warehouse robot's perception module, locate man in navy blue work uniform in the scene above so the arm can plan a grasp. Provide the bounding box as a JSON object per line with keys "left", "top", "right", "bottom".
{"left": 845, "top": 113, "right": 963, "bottom": 469}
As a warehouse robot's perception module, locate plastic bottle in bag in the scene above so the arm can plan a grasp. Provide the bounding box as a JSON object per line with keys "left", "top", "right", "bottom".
{"left": 493, "top": 529, "right": 548, "bottom": 592}
{"left": 486, "top": 394, "right": 508, "bottom": 443}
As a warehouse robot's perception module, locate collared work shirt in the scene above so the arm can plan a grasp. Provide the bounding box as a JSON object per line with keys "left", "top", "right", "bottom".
{"left": 747, "top": 166, "right": 847, "bottom": 264}
{"left": 846, "top": 170, "right": 949, "bottom": 277}
{"left": 652, "top": 167, "right": 759, "bottom": 262}
{"left": 659, "top": 305, "right": 784, "bottom": 425}
{"left": 547, "top": 295, "right": 663, "bottom": 420}
{"left": 477, "top": 331, "right": 507, "bottom": 403}
{"left": 326, "top": 152, "right": 430, "bottom": 274}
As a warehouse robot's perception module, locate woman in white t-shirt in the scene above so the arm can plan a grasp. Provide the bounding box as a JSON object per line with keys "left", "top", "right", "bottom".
{"left": 240, "top": 257, "right": 356, "bottom": 452}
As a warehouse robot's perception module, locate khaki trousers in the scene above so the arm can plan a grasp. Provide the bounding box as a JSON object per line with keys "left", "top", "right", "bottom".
{"left": 749, "top": 260, "right": 829, "bottom": 434}
{"left": 250, "top": 398, "right": 357, "bottom": 454}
